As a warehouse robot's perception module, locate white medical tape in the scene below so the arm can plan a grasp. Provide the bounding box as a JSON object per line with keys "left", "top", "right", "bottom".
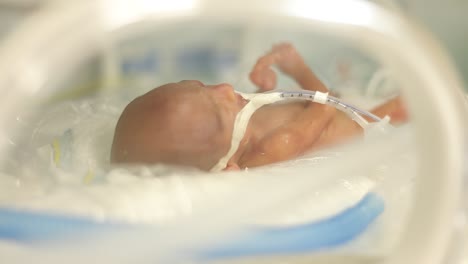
{"left": 210, "top": 92, "right": 283, "bottom": 172}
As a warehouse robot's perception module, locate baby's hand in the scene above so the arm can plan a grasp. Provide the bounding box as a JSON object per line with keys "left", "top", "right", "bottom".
{"left": 250, "top": 43, "right": 308, "bottom": 92}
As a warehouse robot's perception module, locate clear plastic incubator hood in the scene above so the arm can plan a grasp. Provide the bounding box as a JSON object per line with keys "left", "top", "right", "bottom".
{"left": 0, "top": 0, "right": 466, "bottom": 264}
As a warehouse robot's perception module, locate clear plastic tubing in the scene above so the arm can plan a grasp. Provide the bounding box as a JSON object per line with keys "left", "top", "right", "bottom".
{"left": 211, "top": 90, "right": 384, "bottom": 172}
{"left": 279, "top": 91, "right": 382, "bottom": 128}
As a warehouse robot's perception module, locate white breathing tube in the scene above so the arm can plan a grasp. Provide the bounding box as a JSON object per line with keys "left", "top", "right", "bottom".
{"left": 210, "top": 90, "right": 384, "bottom": 172}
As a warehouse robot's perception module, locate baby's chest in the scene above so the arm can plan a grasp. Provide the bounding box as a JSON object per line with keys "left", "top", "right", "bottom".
{"left": 251, "top": 101, "right": 306, "bottom": 135}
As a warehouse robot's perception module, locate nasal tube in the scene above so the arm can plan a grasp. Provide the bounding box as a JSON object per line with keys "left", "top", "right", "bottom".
{"left": 278, "top": 91, "right": 382, "bottom": 128}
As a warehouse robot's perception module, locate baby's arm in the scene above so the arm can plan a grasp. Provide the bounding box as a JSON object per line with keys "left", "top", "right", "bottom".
{"left": 243, "top": 44, "right": 336, "bottom": 167}
{"left": 250, "top": 43, "right": 328, "bottom": 93}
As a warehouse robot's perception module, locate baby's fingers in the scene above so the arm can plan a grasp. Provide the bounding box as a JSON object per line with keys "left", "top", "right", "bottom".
{"left": 250, "top": 52, "right": 280, "bottom": 91}
{"left": 249, "top": 67, "right": 277, "bottom": 91}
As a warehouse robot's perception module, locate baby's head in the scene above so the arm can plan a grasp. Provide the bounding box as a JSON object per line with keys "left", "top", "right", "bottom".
{"left": 111, "top": 80, "right": 247, "bottom": 171}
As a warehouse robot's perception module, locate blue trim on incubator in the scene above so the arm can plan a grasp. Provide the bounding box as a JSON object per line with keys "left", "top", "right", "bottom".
{"left": 0, "top": 193, "right": 383, "bottom": 258}
{"left": 199, "top": 192, "right": 384, "bottom": 259}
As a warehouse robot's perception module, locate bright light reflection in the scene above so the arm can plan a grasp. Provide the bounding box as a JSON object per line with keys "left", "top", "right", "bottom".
{"left": 286, "top": 0, "right": 378, "bottom": 26}
{"left": 103, "top": 0, "right": 199, "bottom": 30}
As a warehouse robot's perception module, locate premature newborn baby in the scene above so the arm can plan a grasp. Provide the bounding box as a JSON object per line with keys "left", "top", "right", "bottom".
{"left": 111, "top": 43, "right": 407, "bottom": 171}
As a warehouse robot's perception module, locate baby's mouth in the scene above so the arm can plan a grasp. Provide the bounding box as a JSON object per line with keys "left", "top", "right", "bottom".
{"left": 236, "top": 93, "right": 249, "bottom": 108}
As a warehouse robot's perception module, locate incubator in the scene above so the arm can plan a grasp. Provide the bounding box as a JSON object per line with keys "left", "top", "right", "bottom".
{"left": 0, "top": 0, "right": 466, "bottom": 264}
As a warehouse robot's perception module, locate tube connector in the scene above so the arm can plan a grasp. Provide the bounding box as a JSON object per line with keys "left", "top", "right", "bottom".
{"left": 313, "top": 91, "right": 329, "bottom": 104}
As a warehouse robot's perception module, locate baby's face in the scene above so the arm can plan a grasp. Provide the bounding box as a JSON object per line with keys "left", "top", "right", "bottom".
{"left": 111, "top": 80, "right": 248, "bottom": 170}
{"left": 181, "top": 80, "right": 247, "bottom": 132}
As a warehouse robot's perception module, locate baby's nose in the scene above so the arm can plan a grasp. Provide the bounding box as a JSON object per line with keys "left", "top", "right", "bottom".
{"left": 180, "top": 80, "right": 205, "bottom": 87}
{"left": 211, "top": 83, "right": 234, "bottom": 93}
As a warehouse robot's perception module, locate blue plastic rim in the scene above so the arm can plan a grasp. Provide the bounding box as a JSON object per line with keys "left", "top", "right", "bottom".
{"left": 0, "top": 193, "right": 384, "bottom": 259}
{"left": 200, "top": 192, "right": 384, "bottom": 259}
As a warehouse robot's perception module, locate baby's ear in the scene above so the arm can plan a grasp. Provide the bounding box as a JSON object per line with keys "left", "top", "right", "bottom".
{"left": 223, "top": 163, "right": 240, "bottom": 171}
